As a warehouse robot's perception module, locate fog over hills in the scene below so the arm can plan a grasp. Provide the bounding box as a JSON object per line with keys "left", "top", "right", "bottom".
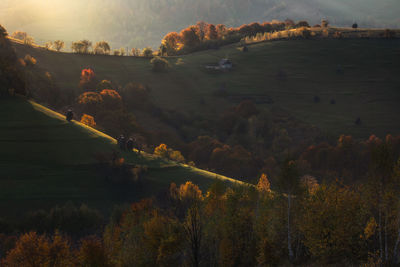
{"left": 1, "top": 0, "right": 399, "bottom": 49}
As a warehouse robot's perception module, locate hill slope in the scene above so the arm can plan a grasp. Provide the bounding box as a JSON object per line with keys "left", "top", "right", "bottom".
{"left": 0, "top": 97, "right": 241, "bottom": 218}
{"left": 1, "top": 0, "right": 400, "bottom": 48}
{"left": 13, "top": 38, "right": 400, "bottom": 139}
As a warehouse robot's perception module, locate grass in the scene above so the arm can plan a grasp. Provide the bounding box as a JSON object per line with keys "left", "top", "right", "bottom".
{"left": 12, "top": 38, "right": 400, "bottom": 139}
{"left": 0, "top": 97, "right": 243, "bottom": 218}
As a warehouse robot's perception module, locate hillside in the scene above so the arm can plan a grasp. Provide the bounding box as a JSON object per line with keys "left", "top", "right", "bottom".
{"left": 12, "top": 38, "right": 400, "bottom": 139}
{"left": 1, "top": 0, "right": 400, "bottom": 48}
{"left": 0, "top": 97, "right": 241, "bottom": 218}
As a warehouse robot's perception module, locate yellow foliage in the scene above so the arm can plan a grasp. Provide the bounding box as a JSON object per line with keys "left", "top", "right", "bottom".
{"left": 154, "top": 143, "right": 168, "bottom": 158}
{"left": 364, "top": 217, "right": 377, "bottom": 239}
{"left": 154, "top": 143, "right": 185, "bottom": 163}
{"left": 256, "top": 173, "right": 271, "bottom": 193}
{"left": 178, "top": 181, "right": 203, "bottom": 201}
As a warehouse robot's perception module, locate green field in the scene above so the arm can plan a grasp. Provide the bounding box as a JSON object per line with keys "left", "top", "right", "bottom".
{"left": 0, "top": 97, "right": 241, "bottom": 218}
{"left": 13, "top": 38, "right": 400, "bottom": 139}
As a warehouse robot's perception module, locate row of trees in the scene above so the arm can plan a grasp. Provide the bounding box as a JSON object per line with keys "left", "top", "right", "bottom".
{"left": 71, "top": 40, "right": 155, "bottom": 57}
{"left": 161, "top": 20, "right": 310, "bottom": 55}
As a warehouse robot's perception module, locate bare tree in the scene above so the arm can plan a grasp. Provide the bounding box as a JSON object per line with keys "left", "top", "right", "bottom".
{"left": 184, "top": 204, "right": 202, "bottom": 267}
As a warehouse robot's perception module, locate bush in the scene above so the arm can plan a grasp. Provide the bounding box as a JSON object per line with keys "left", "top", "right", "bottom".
{"left": 142, "top": 47, "right": 153, "bottom": 57}
{"left": 24, "top": 54, "right": 36, "bottom": 67}
{"left": 150, "top": 57, "right": 169, "bottom": 72}
{"left": 81, "top": 114, "right": 96, "bottom": 127}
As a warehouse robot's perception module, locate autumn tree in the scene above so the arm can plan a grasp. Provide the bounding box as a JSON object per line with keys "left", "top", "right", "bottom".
{"left": 142, "top": 47, "right": 153, "bottom": 57}
{"left": 154, "top": 144, "right": 185, "bottom": 163}
{"left": 72, "top": 40, "right": 92, "bottom": 53}
{"left": 79, "top": 68, "right": 97, "bottom": 91}
{"left": 366, "top": 139, "right": 397, "bottom": 262}
{"left": 216, "top": 24, "right": 228, "bottom": 39}
{"left": 162, "top": 32, "right": 181, "bottom": 55}
{"left": 11, "top": 31, "right": 34, "bottom": 45}
{"left": 180, "top": 26, "right": 200, "bottom": 49}
{"left": 94, "top": 41, "right": 111, "bottom": 55}
{"left": 277, "top": 159, "right": 301, "bottom": 261}
{"left": 257, "top": 173, "right": 271, "bottom": 193}
{"left": 120, "top": 82, "right": 151, "bottom": 110}
{"left": 184, "top": 204, "right": 203, "bottom": 267}
{"left": 205, "top": 24, "right": 218, "bottom": 40}
{"left": 195, "top": 21, "right": 208, "bottom": 42}
{"left": 81, "top": 114, "right": 96, "bottom": 127}
{"left": 99, "top": 89, "right": 122, "bottom": 110}
{"left": 3, "top": 232, "right": 74, "bottom": 266}
{"left": 53, "top": 40, "right": 65, "bottom": 52}
{"left": 299, "top": 181, "right": 368, "bottom": 263}
{"left": 97, "top": 80, "right": 113, "bottom": 91}
{"left": 78, "top": 91, "right": 103, "bottom": 116}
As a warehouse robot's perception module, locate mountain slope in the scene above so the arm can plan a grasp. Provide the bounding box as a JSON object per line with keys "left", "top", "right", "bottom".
{"left": 12, "top": 38, "right": 400, "bottom": 140}
{"left": 0, "top": 97, "right": 241, "bottom": 218}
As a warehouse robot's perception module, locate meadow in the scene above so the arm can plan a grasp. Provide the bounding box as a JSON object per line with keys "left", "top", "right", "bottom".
{"left": 0, "top": 97, "right": 241, "bottom": 218}
{"left": 13, "top": 38, "right": 400, "bottom": 140}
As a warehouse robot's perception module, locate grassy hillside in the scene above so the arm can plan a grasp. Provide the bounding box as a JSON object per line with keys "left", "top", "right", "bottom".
{"left": 0, "top": 97, "right": 241, "bottom": 218}
{"left": 13, "top": 38, "right": 400, "bottom": 139}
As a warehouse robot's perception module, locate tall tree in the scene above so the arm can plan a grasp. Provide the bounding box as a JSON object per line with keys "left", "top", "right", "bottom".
{"left": 184, "top": 204, "right": 203, "bottom": 267}
{"left": 277, "top": 159, "right": 300, "bottom": 261}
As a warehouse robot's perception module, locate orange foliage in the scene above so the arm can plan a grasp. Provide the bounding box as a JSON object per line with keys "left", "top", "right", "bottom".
{"left": 205, "top": 24, "right": 218, "bottom": 40}
{"left": 80, "top": 114, "right": 96, "bottom": 127}
{"left": 3, "top": 232, "right": 73, "bottom": 266}
{"left": 180, "top": 26, "right": 200, "bottom": 48}
{"left": 99, "top": 89, "right": 122, "bottom": 109}
{"left": 162, "top": 32, "right": 181, "bottom": 54}
{"left": 78, "top": 92, "right": 103, "bottom": 105}
{"left": 79, "top": 68, "right": 96, "bottom": 90}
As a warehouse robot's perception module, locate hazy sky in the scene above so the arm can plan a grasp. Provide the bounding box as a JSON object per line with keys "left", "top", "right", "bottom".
{"left": 1, "top": 0, "right": 399, "bottom": 49}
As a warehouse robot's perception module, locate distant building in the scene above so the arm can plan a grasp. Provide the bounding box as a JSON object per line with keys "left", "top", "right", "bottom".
{"left": 219, "top": 59, "right": 233, "bottom": 69}
{"left": 206, "top": 58, "right": 233, "bottom": 71}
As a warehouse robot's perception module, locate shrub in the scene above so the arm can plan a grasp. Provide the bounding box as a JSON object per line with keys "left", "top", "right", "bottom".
{"left": 24, "top": 54, "right": 36, "bottom": 67}
{"left": 142, "top": 47, "right": 153, "bottom": 57}
{"left": 352, "top": 23, "right": 358, "bottom": 29}
{"left": 150, "top": 56, "right": 169, "bottom": 72}
{"left": 81, "top": 114, "right": 96, "bottom": 127}
{"left": 154, "top": 143, "right": 185, "bottom": 163}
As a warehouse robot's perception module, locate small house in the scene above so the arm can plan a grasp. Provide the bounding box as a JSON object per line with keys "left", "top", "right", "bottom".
{"left": 219, "top": 59, "right": 232, "bottom": 69}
